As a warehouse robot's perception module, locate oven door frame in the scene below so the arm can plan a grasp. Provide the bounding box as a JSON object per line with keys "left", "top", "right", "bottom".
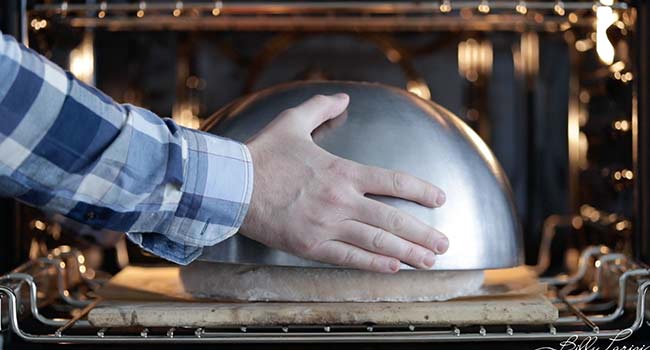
{"left": 635, "top": 0, "right": 650, "bottom": 264}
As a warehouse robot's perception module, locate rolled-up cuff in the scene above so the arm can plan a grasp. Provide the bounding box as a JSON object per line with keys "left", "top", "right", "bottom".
{"left": 127, "top": 128, "right": 254, "bottom": 265}
{"left": 126, "top": 232, "right": 203, "bottom": 265}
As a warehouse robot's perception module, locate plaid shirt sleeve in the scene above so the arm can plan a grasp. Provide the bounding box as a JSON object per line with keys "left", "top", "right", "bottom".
{"left": 0, "top": 33, "right": 254, "bottom": 265}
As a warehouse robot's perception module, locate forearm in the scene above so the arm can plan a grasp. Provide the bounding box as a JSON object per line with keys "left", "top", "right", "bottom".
{"left": 0, "top": 32, "right": 253, "bottom": 264}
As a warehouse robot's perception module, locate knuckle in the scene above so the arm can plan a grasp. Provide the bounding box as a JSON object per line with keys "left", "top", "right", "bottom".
{"left": 422, "top": 184, "right": 436, "bottom": 203}
{"left": 306, "top": 209, "right": 327, "bottom": 227}
{"left": 387, "top": 210, "right": 405, "bottom": 232}
{"left": 292, "top": 236, "right": 320, "bottom": 255}
{"left": 392, "top": 172, "right": 407, "bottom": 194}
{"left": 327, "top": 158, "right": 353, "bottom": 179}
{"left": 404, "top": 246, "right": 418, "bottom": 260}
{"left": 371, "top": 230, "right": 388, "bottom": 250}
{"left": 341, "top": 249, "right": 359, "bottom": 267}
{"left": 321, "top": 186, "right": 347, "bottom": 207}
{"left": 369, "top": 256, "right": 383, "bottom": 271}
{"left": 423, "top": 232, "right": 438, "bottom": 249}
{"left": 312, "top": 94, "right": 329, "bottom": 103}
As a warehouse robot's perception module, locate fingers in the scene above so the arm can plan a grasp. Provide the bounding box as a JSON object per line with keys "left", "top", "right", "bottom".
{"left": 355, "top": 165, "right": 446, "bottom": 208}
{"left": 280, "top": 93, "right": 350, "bottom": 134}
{"left": 337, "top": 220, "right": 436, "bottom": 269}
{"left": 311, "top": 110, "right": 349, "bottom": 143}
{"left": 310, "top": 240, "right": 400, "bottom": 273}
{"left": 354, "top": 197, "right": 449, "bottom": 254}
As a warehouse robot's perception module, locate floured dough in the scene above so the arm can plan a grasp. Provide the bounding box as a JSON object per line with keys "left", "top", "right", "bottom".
{"left": 179, "top": 262, "right": 485, "bottom": 302}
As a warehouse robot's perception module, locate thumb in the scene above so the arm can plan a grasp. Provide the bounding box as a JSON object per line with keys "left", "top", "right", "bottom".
{"left": 283, "top": 93, "right": 350, "bottom": 134}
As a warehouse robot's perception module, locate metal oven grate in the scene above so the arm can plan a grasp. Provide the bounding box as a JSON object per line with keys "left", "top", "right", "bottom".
{"left": 1, "top": 246, "right": 649, "bottom": 344}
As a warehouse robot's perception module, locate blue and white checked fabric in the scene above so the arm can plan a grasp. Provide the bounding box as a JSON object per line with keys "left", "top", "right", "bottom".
{"left": 0, "top": 32, "right": 254, "bottom": 264}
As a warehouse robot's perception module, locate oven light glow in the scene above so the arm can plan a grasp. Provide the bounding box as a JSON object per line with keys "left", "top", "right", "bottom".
{"left": 568, "top": 12, "right": 578, "bottom": 23}
{"left": 553, "top": 1, "right": 565, "bottom": 16}
{"left": 137, "top": 1, "right": 146, "bottom": 17}
{"left": 477, "top": 0, "right": 490, "bottom": 14}
{"left": 623, "top": 169, "right": 634, "bottom": 180}
{"left": 212, "top": 0, "right": 223, "bottom": 16}
{"left": 458, "top": 38, "right": 493, "bottom": 82}
{"left": 98, "top": 1, "right": 107, "bottom": 18}
{"left": 575, "top": 39, "right": 594, "bottom": 52}
{"left": 578, "top": 109, "right": 589, "bottom": 127}
{"left": 613, "top": 119, "right": 630, "bottom": 132}
{"left": 406, "top": 80, "right": 431, "bottom": 100}
{"left": 612, "top": 169, "right": 633, "bottom": 181}
{"left": 30, "top": 18, "right": 48, "bottom": 31}
{"left": 513, "top": 32, "right": 539, "bottom": 78}
{"left": 571, "top": 216, "right": 584, "bottom": 229}
{"left": 48, "top": 222, "right": 61, "bottom": 239}
{"left": 619, "top": 72, "right": 633, "bottom": 83}
{"left": 28, "top": 238, "right": 41, "bottom": 260}
{"left": 607, "top": 213, "right": 618, "bottom": 223}
{"left": 173, "top": 1, "right": 183, "bottom": 16}
{"left": 439, "top": 0, "right": 452, "bottom": 13}
{"left": 69, "top": 32, "right": 95, "bottom": 85}
{"left": 578, "top": 132, "right": 588, "bottom": 170}
{"left": 385, "top": 48, "right": 402, "bottom": 63}
{"left": 615, "top": 220, "right": 630, "bottom": 231}
{"left": 173, "top": 101, "right": 201, "bottom": 129}
{"left": 595, "top": 5, "right": 618, "bottom": 65}
{"left": 33, "top": 220, "right": 47, "bottom": 231}
{"left": 515, "top": 1, "right": 527, "bottom": 15}
{"left": 609, "top": 61, "right": 625, "bottom": 72}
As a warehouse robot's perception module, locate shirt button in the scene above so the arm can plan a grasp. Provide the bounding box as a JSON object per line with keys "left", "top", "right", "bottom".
{"left": 85, "top": 211, "right": 95, "bottom": 220}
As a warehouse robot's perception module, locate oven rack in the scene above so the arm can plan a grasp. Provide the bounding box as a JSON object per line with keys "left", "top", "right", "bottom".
{"left": 26, "top": 1, "right": 630, "bottom": 32}
{"left": 1, "top": 246, "right": 649, "bottom": 343}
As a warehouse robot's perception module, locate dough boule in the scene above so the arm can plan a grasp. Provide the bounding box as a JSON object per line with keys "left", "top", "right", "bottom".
{"left": 179, "top": 262, "right": 485, "bottom": 302}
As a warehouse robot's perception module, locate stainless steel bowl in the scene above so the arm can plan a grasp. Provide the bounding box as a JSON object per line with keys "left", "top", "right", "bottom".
{"left": 199, "top": 81, "right": 523, "bottom": 270}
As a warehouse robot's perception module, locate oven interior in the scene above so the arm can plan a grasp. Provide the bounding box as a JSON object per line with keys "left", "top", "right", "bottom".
{"left": 0, "top": 0, "right": 649, "bottom": 346}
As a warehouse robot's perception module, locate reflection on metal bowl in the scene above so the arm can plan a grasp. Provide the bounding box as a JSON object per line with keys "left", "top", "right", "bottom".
{"left": 199, "top": 81, "right": 523, "bottom": 270}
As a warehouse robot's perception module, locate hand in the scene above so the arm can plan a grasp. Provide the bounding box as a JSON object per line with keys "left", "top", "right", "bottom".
{"left": 240, "top": 93, "right": 449, "bottom": 273}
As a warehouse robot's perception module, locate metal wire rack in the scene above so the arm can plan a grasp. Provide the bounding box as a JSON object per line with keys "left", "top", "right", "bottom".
{"left": 1, "top": 245, "right": 649, "bottom": 344}
{"left": 25, "top": 0, "right": 631, "bottom": 32}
